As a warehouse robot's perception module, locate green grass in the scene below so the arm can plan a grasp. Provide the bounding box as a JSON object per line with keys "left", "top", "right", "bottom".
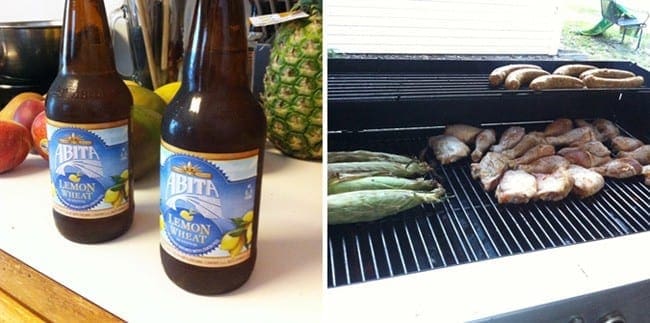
{"left": 560, "top": 1, "right": 650, "bottom": 69}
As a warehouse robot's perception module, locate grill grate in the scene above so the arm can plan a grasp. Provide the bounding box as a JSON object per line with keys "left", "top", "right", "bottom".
{"left": 328, "top": 72, "right": 650, "bottom": 103}
{"left": 328, "top": 73, "right": 496, "bottom": 101}
{"left": 327, "top": 124, "right": 650, "bottom": 288}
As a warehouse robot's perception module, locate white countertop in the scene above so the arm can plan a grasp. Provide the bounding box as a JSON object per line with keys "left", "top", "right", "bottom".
{"left": 0, "top": 147, "right": 323, "bottom": 322}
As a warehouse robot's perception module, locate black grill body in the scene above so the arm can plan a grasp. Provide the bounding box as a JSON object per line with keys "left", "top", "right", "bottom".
{"left": 327, "top": 58, "right": 650, "bottom": 288}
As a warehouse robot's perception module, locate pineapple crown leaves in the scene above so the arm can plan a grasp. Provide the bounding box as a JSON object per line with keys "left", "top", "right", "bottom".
{"left": 294, "top": 0, "right": 322, "bottom": 14}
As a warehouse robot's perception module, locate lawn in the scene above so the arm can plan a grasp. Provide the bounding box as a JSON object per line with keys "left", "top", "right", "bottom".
{"left": 560, "top": 0, "right": 650, "bottom": 68}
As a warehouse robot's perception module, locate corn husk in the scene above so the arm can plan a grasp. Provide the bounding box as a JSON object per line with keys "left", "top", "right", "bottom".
{"left": 328, "top": 188, "right": 446, "bottom": 225}
{"left": 328, "top": 150, "right": 415, "bottom": 164}
{"left": 327, "top": 161, "right": 431, "bottom": 180}
{"left": 328, "top": 176, "right": 436, "bottom": 195}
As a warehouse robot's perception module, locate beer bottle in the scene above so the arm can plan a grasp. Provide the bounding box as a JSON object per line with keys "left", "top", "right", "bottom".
{"left": 159, "top": 0, "right": 266, "bottom": 294}
{"left": 45, "top": 0, "right": 134, "bottom": 243}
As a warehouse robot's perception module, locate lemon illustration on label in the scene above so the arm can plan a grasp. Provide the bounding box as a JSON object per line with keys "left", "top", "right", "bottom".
{"left": 220, "top": 233, "right": 240, "bottom": 251}
{"left": 104, "top": 188, "right": 121, "bottom": 204}
{"left": 246, "top": 223, "right": 253, "bottom": 244}
{"left": 180, "top": 209, "right": 194, "bottom": 221}
{"left": 229, "top": 238, "right": 245, "bottom": 258}
{"left": 242, "top": 210, "right": 254, "bottom": 223}
{"left": 68, "top": 173, "right": 81, "bottom": 183}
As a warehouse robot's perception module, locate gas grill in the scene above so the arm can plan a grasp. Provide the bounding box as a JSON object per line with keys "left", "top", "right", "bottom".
{"left": 327, "top": 58, "right": 650, "bottom": 304}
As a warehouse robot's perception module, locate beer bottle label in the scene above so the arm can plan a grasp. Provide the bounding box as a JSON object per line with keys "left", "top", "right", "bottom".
{"left": 159, "top": 141, "right": 258, "bottom": 268}
{"left": 47, "top": 120, "right": 130, "bottom": 219}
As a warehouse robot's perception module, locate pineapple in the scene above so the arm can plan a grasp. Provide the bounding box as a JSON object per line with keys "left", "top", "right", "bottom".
{"left": 262, "top": 1, "right": 322, "bottom": 160}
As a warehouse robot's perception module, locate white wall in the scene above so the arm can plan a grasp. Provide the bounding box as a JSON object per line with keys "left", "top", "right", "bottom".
{"left": 0, "top": 0, "right": 123, "bottom": 22}
{"left": 327, "top": 0, "right": 562, "bottom": 55}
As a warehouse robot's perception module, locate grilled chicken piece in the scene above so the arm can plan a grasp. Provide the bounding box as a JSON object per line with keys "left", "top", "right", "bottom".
{"left": 546, "top": 127, "right": 599, "bottom": 147}
{"left": 616, "top": 145, "right": 650, "bottom": 165}
{"left": 444, "top": 124, "right": 483, "bottom": 144}
{"left": 471, "top": 129, "right": 497, "bottom": 162}
{"left": 557, "top": 141, "right": 612, "bottom": 168}
{"left": 495, "top": 170, "right": 537, "bottom": 204}
{"left": 576, "top": 141, "right": 611, "bottom": 157}
{"left": 470, "top": 152, "right": 509, "bottom": 192}
{"left": 534, "top": 168, "right": 574, "bottom": 202}
{"left": 428, "top": 135, "right": 471, "bottom": 165}
{"left": 611, "top": 136, "right": 644, "bottom": 152}
{"left": 543, "top": 118, "right": 573, "bottom": 137}
{"left": 508, "top": 144, "right": 555, "bottom": 168}
{"left": 574, "top": 119, "right": 593, "bottom": 129}
{"left": 516, "top": 155, "right": 570, "bottom": 174}
{"left": 593, "top": 119, "right": 620, "bottom": 141}
{"left": 567, "top": 165, "right": 605, "bottom": 198}
{"left": 574, "top": 119, "right": 602, "bottom": 141}
{"left": 591, "top": 158, "right": 643, "bottom": 179}
{"left": 643, "top": 165, "right": 650, "bottom": 186}
{"left": 502, "top": 132, "right": 546, "bottom": 159}
{"left": 491, "top": 126, "right": 526, "bottom": 153}
{"left": 558, "top": 148, "right": 612, "bottom": 168}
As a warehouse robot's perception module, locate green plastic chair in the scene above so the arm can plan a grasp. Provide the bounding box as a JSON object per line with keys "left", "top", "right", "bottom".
{"left": 582, "top": 0, "right": 648, "bottom": 49}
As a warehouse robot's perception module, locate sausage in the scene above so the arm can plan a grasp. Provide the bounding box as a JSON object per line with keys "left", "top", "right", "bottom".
{"left": 488, "top": 64, "right": 542, "bottom": 87}
{"left": 504, "top": 68, "right": 550, "bottom": 90}
{"left": 579, "top": 68, "right": 636, "bottom": 80}
{"left": 529, "top": 75, "right": 586, "bottom": 90}
{"left": 552, "top": 64, "right": 597, "bottom": 77}
{"left": 583, "top": 75, "right": 644, "bottom": 88}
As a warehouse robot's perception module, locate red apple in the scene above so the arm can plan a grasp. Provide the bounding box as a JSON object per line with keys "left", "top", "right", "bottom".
{"left": 31, "top": 111, "right": 48, "bottom": 161}
{"left": 0, "top": 120, "right": 32, "bottom": 173}
{"left": 12, "top": 98, "right": 45, "bottom": 130}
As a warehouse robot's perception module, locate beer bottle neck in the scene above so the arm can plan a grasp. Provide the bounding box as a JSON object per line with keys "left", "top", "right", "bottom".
{"left": 59, "top": 0, "right": 117, "bottom": 74}
{"left": 184, "top": 0, "right": 249, "bottom": 91}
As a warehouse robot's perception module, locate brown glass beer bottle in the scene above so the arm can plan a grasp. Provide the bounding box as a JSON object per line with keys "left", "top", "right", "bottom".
{"left": 45, "top": 0, "right": 134, "bottom": 243}
{"left": 159, "top": 0, "right": 266, "bottom": 294}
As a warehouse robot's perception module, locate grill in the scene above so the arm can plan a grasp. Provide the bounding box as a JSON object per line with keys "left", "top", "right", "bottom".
{"left": 327, "top": 58, "right": 650, "bottom": 288}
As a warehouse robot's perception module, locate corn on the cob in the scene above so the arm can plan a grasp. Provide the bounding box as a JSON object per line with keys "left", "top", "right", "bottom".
{"left": 328, "top": 161, "right": 431, "bottom": 180}
{"left": 328, "top": 176, "right": 436, "bottom": 195}
{"left": 328, "top": 188, "right": 446, "bottom": 225}
{"left": 328, "top": 150, "right": 415, "bottom": 164}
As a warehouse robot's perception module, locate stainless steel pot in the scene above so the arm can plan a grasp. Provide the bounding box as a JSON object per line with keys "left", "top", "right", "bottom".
{"left": 0, "top": 20, "right": 61, "bottom": 84}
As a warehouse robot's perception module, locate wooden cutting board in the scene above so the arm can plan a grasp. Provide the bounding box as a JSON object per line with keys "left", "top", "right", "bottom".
{"left": 0, "top": 249, "right": 124, "bottom": 322}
